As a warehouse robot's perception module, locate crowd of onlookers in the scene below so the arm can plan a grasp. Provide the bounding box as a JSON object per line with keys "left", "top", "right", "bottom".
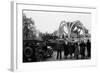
{"left": 56, "top": 39, "right": 91, "bottom": 59}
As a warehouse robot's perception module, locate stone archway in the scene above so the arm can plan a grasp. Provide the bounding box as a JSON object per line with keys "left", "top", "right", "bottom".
{"left": 70, "top": 20, "right": 86, "bottom": 39}
{"left": 58, "top": 20, "right": 87, "bottom": 40}
{"left": 58, "top": 21, "right": 70, "bottom": 38}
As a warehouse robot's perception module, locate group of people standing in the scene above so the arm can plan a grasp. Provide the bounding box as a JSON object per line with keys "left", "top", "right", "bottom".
{"left": 56, "top": 39, "right": 91, "bottom": 60}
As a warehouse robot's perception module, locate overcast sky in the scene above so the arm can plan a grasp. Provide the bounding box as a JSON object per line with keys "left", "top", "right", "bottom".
{"left": 23, "top": 10, "right": 91, "bottom": 33}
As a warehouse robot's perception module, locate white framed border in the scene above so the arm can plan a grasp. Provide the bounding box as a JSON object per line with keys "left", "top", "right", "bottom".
{"left": 11, "top": 1, "right": 97, "bottom": 72}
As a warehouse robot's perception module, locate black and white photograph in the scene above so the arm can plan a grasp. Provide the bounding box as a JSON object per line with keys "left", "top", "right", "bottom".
{"left": 10, "top": 2, "right": 97, "bottom": 71}
{"left": 23, "top": 9, "right": 91, "bottom": 62}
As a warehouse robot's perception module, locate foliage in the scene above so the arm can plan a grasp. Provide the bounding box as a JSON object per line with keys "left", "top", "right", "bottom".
{"left": 23, "top": 14, "right": 36, "bottom": 40}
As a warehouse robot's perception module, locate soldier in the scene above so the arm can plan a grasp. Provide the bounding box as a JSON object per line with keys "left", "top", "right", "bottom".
{"left": 68, "top": 42, "right": 73, "bottom": 58}
{"left": 74, "top": 42, "right": 79, "bottom": 59}
{"left": 64, "top": 41, "right": 69, "bottom": 57}
{"left": 86, "top": 39, "right": 91, "bottom": 58}
{"left": 56, "top": 40, "right": 63, "bottom": 59}
{"left": 80, "top": 40, "right": 86, "bottom": 59}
